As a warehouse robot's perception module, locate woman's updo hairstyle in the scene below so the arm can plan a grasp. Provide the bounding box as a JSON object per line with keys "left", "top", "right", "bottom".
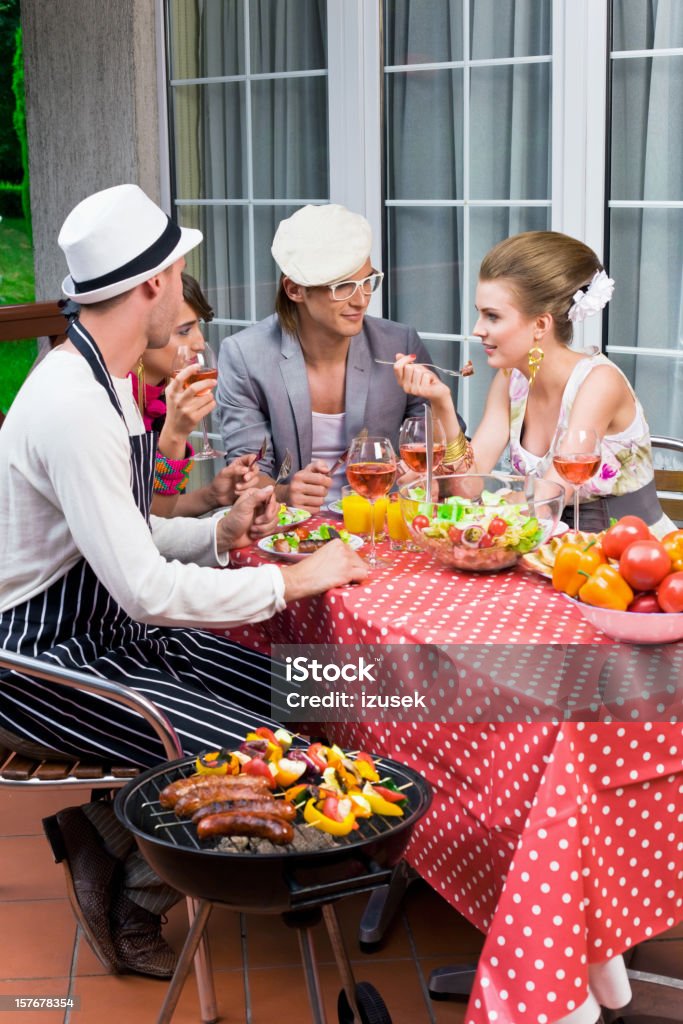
{"left": 479, "top": 231, "right": 603, "bottom": 344}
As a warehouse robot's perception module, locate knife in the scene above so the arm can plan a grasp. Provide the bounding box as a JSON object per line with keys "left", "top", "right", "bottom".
{"left": 424, "top": 402, "right": 434, "bottom": 513}
{"left": 328, "top": 427, "right": 369, "bottom": 477}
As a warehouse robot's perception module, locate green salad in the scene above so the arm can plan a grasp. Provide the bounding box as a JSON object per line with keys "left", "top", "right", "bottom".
{"left": 275, "top": 504, "right": 311, "bottom": 528}
{"left": 406, "top": 487, "right": 542, "bottom": 554}
{"left": 270, "top": 522, "right": 352, "bottom": 553}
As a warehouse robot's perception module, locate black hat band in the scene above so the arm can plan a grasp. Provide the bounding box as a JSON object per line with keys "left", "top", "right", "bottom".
{"left": 72, "top": 218, "right": 182, "bottom": 294}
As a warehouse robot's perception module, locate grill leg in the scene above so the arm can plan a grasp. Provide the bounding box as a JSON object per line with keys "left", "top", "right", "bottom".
{"left": 297, "top": 924, "right": 329, "bottom": 1024}
{"left": 157, "top": 899, "right": 215, "bottom": 1024}
{"left": 322, "top": 903, "right": 361, "bottom": 1024}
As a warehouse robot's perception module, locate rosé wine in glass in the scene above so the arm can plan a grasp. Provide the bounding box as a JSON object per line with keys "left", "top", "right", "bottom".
{"left": 346, "top": 435, "right": 397, "bottom": 568}
{"left": 551, "top": 427, "right": 601, "bottom": 531}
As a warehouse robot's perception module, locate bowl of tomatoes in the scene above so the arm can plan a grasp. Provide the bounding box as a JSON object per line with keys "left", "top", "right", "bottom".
{"left": 558, "top": 518, "right": 683, "bottom": 643}
{"left": 397, "top": 473, "right": 565, "bottom": 572}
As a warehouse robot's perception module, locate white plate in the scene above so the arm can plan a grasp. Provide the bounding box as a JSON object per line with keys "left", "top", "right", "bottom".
{"left": 275, "top": 506, "right": 312, "bottom": 528}
{"left": 258, "top": 532, "right": 364, "bottom": 562}
{"left": 324, "top": 500, "right": 344, "bottom": 516}
{"left": 552, "top": 521, "right": 569, "bottom": 537}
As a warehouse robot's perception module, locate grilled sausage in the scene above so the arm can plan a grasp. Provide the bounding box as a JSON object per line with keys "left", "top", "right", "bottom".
{"left": 159, "top": 773, "right": 270, "bottom": 809}
{"left": 191, "top": 799, "right": 297, "bottom": 823}
{"left": 196, "top": 811, "right": 294, "bottom": 844}
{"left": 174, "top": 783, "right": 274, "bottom": 818}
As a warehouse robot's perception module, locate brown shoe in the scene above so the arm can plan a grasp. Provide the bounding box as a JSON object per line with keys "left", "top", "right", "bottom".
{"left": 43, "top": 807, "right": 119, "bottom": 972}
{"left": 110, "top": 892, "right": 178, "bottom": 979}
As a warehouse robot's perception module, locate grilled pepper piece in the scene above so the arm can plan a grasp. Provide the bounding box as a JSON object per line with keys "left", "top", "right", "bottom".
{"left": 303, "top": 797, "right": 357, "bottom": 836}
{"left": 578, "top": 564, "right": 634, "bottom": 610}
{"left": 362, "top": 783, "right": 405, "bottom": 817}
{"left": 552, "top": 541, "right": 606, "bottom": 597}
{"left": 195, "top": 749, "right": 240, "bottom": 776}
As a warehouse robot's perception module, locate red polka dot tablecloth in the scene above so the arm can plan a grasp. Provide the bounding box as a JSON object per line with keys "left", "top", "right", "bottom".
{"left": 223, "top": 537, "right": 683, "bottom": 1024}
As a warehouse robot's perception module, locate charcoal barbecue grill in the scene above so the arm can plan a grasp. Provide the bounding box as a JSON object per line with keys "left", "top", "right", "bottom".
{"left": 115, "top": 752, "right": 432, "bottom": 1024}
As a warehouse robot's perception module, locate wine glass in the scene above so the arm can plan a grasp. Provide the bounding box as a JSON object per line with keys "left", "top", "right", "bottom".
{"left": 399, "top": 416, "right": 446, "bottom": 472}
{"left": 346, "top": 435, "right": 397, "bottom": 567}
{"left": 171, "top": 344, "right": 225, "bottom": 461}
{"left": 551, "top": 427, "right": 601, "bottom": 532}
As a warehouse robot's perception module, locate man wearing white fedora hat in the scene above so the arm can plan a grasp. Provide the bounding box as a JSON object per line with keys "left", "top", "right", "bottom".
{"left": 0, "top": 185, "right": 368, "bottom": 977}
{"left": 217, "top": 203, "right": 466, "bottom": 509}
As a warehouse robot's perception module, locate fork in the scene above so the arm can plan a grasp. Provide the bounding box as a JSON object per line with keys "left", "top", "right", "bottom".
{"left": 247, "top": 435, "right": 268, "bottom": 468}
{"left": 274, "top": 449, "right": 293, "bottom": 485}
{"left": 374, "top": 359, "right": 473, "bottom": 378}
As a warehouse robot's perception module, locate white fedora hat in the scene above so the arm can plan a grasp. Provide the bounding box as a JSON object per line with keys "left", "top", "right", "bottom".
{"left": 59, "top": 184, "right": 203, "bottom": 303}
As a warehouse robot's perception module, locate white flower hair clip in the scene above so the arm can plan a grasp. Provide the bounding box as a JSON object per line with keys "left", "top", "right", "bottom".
{"left": 567, "top": 269, "right": 615, "bottom": 323}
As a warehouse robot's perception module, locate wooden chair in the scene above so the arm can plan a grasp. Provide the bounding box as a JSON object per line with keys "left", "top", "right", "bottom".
{"left": 0, "top": 649, "right": 218, "bottom": 1022}
{"left": 651, "top": 436, "right": 683, "bottom": 525}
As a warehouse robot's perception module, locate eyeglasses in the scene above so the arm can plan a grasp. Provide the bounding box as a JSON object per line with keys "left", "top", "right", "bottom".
{"left": 328, "top": 272, "right": 384, "bottom": 302}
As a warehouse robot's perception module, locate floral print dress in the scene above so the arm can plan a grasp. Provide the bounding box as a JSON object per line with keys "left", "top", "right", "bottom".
{"left": 508, "top": 350, "right": 655, "bottom": 499}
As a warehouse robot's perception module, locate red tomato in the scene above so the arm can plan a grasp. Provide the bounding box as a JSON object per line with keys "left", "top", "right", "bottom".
{"left": 243, "top": 758, "right": 275, "bottom": 787}
{"left": 412, "top": 515, "right": 430, "bottom": 530}
{"left": 661, "top": 530, "right": 683, "bottom": 572}
{"left": 478, "top": 533, "right": 495, "bottom": 548}
{"left": 627, "top": 593, "right": 662, "bottom": 613}
{"left": 656, "top": 571, "right": 683, "bottom": 613}
{"left": 602, "top": 516, "right": 651, "bottom": 559}
{"left": 619, "top": 540, "right": 672, "bottom": 591}
{"left": 488, "top": 516, "right": 507, "bottom": 536}
{"left": 448, "top": 526, "right": 462, "bottom": 544}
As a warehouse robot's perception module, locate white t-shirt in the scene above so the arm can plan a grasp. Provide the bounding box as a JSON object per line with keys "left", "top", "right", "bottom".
{"left": 311, "top": 410, "right": 347, "bottom": 503}
{"left": 0, "top": 349, "right": 285, "bottom": 628}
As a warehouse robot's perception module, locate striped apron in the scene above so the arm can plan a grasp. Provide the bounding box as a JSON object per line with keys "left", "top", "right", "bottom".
{"left": 0, "top": 321, "right": 284, "bottom": 768}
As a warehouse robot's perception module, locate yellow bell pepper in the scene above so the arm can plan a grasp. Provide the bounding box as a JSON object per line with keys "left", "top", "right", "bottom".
{"left": 273, "top": 757, "right": 307, "bottom": 788}
{"left": 354, "top": 753, "right": 380, "bottom": 782}
{"left": 362, "top": 784, "right": 405, "bottom": 817}
{"left": 578, "top": 564, "right": 634, "bottom": 611}
{"left": 194, "top": 750, "right": 240, "bottom": 776}
{"left": 552, "top": 540, "right": 606, "bottom": 597}
{"left": 303, "top": 797, "right": 357, "bottom": 836}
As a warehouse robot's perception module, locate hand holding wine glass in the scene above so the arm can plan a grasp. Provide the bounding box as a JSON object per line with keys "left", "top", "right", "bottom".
{"left": 551, "top": 426, "right": 601, "bottom": 532}
{"left": 346, "top": 435, "right": 397, "bottom": 568}
{"left": 170, "top": 344, "right": 225, "bottom": 461}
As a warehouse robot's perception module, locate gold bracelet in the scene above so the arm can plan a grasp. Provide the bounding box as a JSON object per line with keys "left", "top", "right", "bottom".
{"left": 444, "top": 435, "right": 467, "bottom": 465}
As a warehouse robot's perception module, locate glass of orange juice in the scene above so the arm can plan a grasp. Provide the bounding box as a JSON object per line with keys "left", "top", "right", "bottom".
{"left": 386, "top": 495, "right": 410, "bottom": 550}
{"left": 341, "top": 486, "right": 386, "bottom": 539}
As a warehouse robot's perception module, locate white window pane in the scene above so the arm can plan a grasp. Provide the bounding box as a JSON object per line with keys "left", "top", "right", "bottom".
{"left": 386, "top": 206, "right": 463, "bottom": 335}
{"left": 610, "top": 352, "right": 683, "bottom": 438}
{"left": 612, "top": 0, "right": 683, "bottom": 51}
{"left": 608, "top": 207, "right": 683, "bottom": 351}
{"left": 385, "top": 0, "right": 464, "bottom": 65}
{"left": 171, "top": 83, "right": 248, "bottom": 200}
{"left": 168, "top": 0, "right": 245, "bottom": 78}
{"left": 251, "top": 77, "right": 328, "bottom": 199}
{"left": 177, "top": 205, "right": 251, "bottom": 323}
{"left": 470, "top": 63, "right": 551, "bottom": 201}
{"left": 250, "top": 0, "right": 327, "bottom": 73}
{"left": 468, "top": 207, "right": 550, "bottom": 317}
{"left": 385, "top": 70, "right": 464, "bottom": 200}
{"left": 253, "top": 205, "right": 300, "bottom": 320}
{"left": 610, "top": 56, "right": 683, "bottom": 202}
{"left": 470, "top": 0, "right": 551, "bottom": 60}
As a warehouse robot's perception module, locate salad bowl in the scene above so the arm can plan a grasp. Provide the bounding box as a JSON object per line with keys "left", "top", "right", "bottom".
{"left": 398, "top": 473, "right": 565, "bottom": 572}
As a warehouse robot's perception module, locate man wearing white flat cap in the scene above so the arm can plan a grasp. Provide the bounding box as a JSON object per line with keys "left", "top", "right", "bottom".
{"left": 0, "top": 185, "right": 368, "bottom": 978}
{"left": 217, "top": 204, "right": 466, "bottom": 509}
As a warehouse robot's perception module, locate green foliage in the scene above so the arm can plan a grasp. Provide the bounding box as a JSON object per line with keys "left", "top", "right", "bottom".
{"left": 0, "top": 0, "right": 21, "bottom": 182}
{"left": 0, "top": 215, "right": 36, "bottom": 414}
{"left": 11, "top": 25, "right": 30, "bottom": 223}
{"left": 0, "top": 181, "right": 22, "bottom": 217}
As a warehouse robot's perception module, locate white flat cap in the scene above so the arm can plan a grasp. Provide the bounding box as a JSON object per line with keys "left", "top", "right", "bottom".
{"left": 271, "top": 204, "right": 372, "bottom": 286}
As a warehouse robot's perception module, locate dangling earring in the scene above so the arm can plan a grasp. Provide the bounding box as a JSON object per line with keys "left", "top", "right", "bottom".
{"left": 135, "top": 359, "right": 146, "bottom": 417}
{"left": 527, "top": 340, "right": 544, "bottom": 387}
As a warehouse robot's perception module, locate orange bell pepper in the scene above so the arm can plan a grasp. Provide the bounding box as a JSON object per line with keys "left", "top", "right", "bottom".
{"left": 577, "top": 564, "right": 634, "bottom": 611}
{"left": 662, "top": 530, "right": 683, "bottom": 572}
{"left": 552, "top": 540, "right": 606, "bottom": 597}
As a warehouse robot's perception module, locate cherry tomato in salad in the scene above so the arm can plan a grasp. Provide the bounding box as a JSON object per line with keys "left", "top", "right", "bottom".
{"left": 619, "top": 540, "right": 671, "bottom": 591}
{"left": 488, "top": 516, "right": 508, "bottom": 537}
{"left": 293, "top": 525, "right": 310, "bottom": 539}
{"left": 627, "top": 593, "right": 662, "bottom": 613}
{"left": 656, "top": 571, "right": 683, "bottom": 613}
{"left": 661, "top": 530, "right": 683, "bottom": 572}
{"left": 478, "top": 533, "right": 495, "bottom": 548}
{"left": 412, "top": 515, "right": 430, "bottom": 530}
{"left": 448, "top": 526, "right": 462, "bottom": 544}
{"left": 601, "top": 516, "right": 651, "bottom": 560}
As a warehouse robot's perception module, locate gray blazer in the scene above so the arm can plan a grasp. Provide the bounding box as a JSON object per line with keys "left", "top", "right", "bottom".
{"left": 217, "top": 314, "right": 464, "bottom": 478}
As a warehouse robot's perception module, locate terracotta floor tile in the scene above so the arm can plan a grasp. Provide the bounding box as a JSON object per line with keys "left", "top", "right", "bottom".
{"left": 0, "top": 980, "right": 71, "bottom": 1024}
{"left": 0, "top": 786, "right": 92, "bottom": 837}
{"left": 242, "top": 911, "right": 317, "bottom": 967}
{"left": 71, "top": 968, "right": 247, "bottom": 1024}
{"left": 0, "top": 900, "right": 76, "bottom": 979}
{"left": 404, "top": 883, "right": 484, "bottom": 963}
{"left": 0, "top": 834, "right": 67, "bottom": 900}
